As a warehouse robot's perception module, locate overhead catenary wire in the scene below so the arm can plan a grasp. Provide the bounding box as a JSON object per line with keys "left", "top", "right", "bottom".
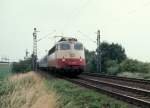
{"left": 77, "top": 30, "right": 97, "bottom": 44}
{"left": 37, "top": 30, "right": 56, "bottom": 42}
{"left": 36, "top": 30, "right": 57, "bottom": 60}
{"left": 62, "top": 0, "right": 92, "bottom": 31}
{"left": 128, "top": 0, "right": 150, "bottom": 15}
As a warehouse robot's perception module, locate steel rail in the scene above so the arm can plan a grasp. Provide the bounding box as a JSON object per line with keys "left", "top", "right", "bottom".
{"left": 81, "top": 74, "right": 150, "bottom": 90}
{"left": 79, "top": 76, "right": 150, "bottom": 97}
{"left": 82, "top": 73, "right": 150, "bottom": 84}
{"left": 66, "top": 76, "right": 150, "bottom": 108}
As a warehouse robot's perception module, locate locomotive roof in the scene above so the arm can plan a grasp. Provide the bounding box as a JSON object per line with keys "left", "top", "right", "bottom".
{"left": 58, "top": 37, "right": 77, "bottom": 42}
{"left": 56, "top": 40, "right": 82, "bottom": 45}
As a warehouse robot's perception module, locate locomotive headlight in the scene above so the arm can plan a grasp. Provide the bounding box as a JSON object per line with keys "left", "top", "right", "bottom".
{"left": 62, "top": 59, "right": 66, "bottom": 62}
{"left": 62, "top": 56, "right": 66, "bottom": 62}
{"left": 80, "top": 56, "right": 82, "bottom": 61}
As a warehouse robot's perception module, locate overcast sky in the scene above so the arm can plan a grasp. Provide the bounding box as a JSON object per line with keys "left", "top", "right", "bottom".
{"left": 0, "top": 0, "right": 150, "bottom": 62}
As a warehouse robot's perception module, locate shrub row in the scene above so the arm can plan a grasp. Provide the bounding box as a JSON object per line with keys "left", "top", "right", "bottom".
{"left": 105, "top": 59, "right": 150, "bottom": 75}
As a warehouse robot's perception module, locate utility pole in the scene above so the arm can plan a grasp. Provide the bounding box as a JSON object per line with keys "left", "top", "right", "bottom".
{"left": 32, "top": 28, "right": 38, "bottom": 71}
{"left": 24, "top": 49, "right": 29, "bottom": 60}
{"left": 26, "top": 49, "right": 29, "bottom": 58}
{"left": 96, "top": 30, "right": 101, "bottom": 73}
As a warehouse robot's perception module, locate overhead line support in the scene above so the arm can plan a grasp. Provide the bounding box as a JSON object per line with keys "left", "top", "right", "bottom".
{"left": 32, "top": 28, "right": 38, "bottom": 71}
{"left": 97, "top": 30, "right": 101, "bottom": 73}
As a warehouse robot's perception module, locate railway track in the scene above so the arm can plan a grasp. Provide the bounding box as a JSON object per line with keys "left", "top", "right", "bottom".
{"left": 66, "top": 73, "right": 150, "bottom": 108}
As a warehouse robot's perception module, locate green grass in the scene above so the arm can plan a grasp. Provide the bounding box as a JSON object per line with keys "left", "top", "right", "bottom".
{"left": 0, "top": 70, "right": 141, "bottom": 108}
{"left": 0, "top": 74, "right": 37, "bottom": 108}
{"left": 0, "top": 71, "right": 11, "bottom": 80}
{"left": 0, "top": 63, "right": 11, "bottom": 80}
{"left": 44, "top": 79, "right": 139, "bottom": 108}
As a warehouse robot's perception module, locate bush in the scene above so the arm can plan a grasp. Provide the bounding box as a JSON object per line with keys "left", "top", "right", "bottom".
{"left": 105, "top": 60, "right": 120, "bottom": 75}
{"left": 120, "top": 59, "right": 150, "bottom": 73}
{"left": 84, "top": 49, "right": 96, "bottom": 72}
{"left": 138, "top": 63, "right": 150, "bottom": 73}
{"left": 107, "top": 66, "right": 120, "bottom": 75}
{"left": 12, "top": 58, "right": 32, "bottom": 73}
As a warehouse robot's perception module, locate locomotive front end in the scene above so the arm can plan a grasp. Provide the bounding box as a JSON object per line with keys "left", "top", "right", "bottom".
{"left": 56, "top": 40, "right": 86, "bottom": 75}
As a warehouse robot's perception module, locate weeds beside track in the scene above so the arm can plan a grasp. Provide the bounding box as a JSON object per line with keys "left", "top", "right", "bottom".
{"left": 66, "top": 73, "right": 150, "bottom": 108}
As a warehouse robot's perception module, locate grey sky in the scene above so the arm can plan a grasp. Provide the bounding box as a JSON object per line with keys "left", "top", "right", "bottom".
{"left": 0, "top": 0, "right": 150, "bottom": 62}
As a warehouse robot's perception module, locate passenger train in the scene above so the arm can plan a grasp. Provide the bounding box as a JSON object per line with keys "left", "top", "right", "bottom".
{"left": 38, "top": 37, "right": 86, "bottom": 76}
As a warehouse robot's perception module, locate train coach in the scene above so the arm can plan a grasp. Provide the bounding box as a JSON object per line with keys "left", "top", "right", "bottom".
{"left": 38, "top": 37, "right": 86, "bottom": 76}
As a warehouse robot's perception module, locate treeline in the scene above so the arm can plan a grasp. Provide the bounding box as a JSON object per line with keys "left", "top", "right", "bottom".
{"left": 12, "top": 57, "right": 32, "bottom": 73}
{"left": 85, "top": 42, "right": 150, "bottom": 75}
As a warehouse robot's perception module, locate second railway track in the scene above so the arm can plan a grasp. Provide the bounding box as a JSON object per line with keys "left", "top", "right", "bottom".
{"left": 66, "top": 73, "right": 150, "bottom": 108}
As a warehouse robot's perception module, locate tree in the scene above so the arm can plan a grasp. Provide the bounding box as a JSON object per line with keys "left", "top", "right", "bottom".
{"left": 85, "top": 42, "right": 127, "bottom": 74}
{"left": 12, "top": 57, "right": 32, "bottom": 73}
{"left": 84, "top": 49, "right": 96, "bottom": 72}
{"left": 100, "top": 42, "right": 126, "bottom": 63}
{"left": 100, "top": 42, "right": 127, "bottom": 72}
{"left": 120, "top": 59, "right": 150, "bottom": 73}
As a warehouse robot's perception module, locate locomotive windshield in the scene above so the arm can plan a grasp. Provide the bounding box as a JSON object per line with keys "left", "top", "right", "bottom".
{"left": 74, "top": 43, "right": 83, "bottom": 50}
{"left": 60, "top": 43, "right": 70, "bottom": 50}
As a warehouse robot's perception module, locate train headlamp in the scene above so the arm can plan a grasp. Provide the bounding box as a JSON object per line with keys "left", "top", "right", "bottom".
{"left": 80, "top": 56, "right": 82, "bottom": 61}
{"left": 62, "top": 56, "right": 66, "bottom": 62}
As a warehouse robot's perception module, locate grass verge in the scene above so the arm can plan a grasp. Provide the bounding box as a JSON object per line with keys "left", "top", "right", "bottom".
{"left": 0, "top": 72, "right": 58, "bottom": 108}
{"left": 44, "top": 78, "right": 139, "bottom": 108}
{"left": 0, "top": 71, "right": 140, "bottom": 108}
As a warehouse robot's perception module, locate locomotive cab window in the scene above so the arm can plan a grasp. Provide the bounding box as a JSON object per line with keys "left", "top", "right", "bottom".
{"left": 74, "top": 43, "right": 83, "bottom": 50}
{"left": 60, "top": 43, "right": 70, "bottom": 50}
{"left": 48, "top": 45, "right": 56, "bottom": 55}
